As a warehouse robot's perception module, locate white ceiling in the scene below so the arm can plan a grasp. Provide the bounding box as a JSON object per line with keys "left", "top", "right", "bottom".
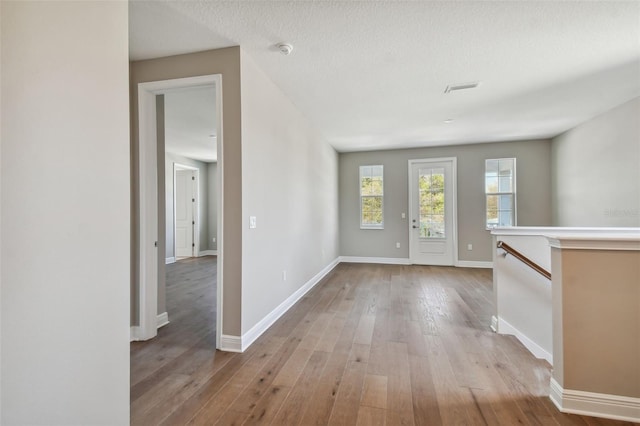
{"left": 164, "top": 86, "right": 217, "bottom": 162}
{"left": 130, "top": 1, "right": 640, "bottom": 153}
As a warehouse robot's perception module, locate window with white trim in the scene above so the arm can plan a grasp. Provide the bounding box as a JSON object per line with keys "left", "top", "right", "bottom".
{"left": 485, "top": 158, "right": 516, "bottom": 229}
{"left": 360, "top": 165, "right": 384, "bottom": 229}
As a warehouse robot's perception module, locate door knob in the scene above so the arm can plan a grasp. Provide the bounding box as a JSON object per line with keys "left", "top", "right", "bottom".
{"left": 412, "top": 225, "right": 419, "bottom": 229}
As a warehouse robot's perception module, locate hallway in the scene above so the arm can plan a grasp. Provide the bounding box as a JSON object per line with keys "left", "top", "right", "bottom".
{"left": 130, "top": 262, "right": 631, "bottom": 425}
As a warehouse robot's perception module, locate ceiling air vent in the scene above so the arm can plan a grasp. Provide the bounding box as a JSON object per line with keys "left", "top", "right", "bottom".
{"left": 444, "top": 81, "right": 480, "bottom": 94}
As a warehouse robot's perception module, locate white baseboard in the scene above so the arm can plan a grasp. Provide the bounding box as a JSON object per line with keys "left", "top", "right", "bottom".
{"left": 490, "top": 315, "right": 498, "bottom": 332}
{"left": 130, "top": 326, "right": 141, "bottom": 342}
{"left": 457, "top": 260, "right": 493, "bottom": 268}
{"left": 550, "top": 378, "right": 640, "bottom": 423}
{"left": 339, "top": 256, "right": 410, "bottom": 265}
{"left": 130, "top": 313, "right": 169, "bottom": 342}
{"left": 199, "top": 250, "right": 217, "bottom": 256}
{"left": 239, "top": 257, "right": 341, "bottom": 352}
{"left": 496, "top": 316, "right": 552, "bottom": 364}
{"left": 157, "top": 312, "right": 169, "bottom": 329}
{"left": 165, "top": 257, "right": 176, "bottom": 264}
{"left": 219, "top": 334, "right": 243, "bottom": 353}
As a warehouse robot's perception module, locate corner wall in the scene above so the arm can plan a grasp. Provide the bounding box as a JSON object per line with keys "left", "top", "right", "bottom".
{"left": 1, "top": 2, "right": 130, "bottom": 423}
{"left": 239, "top": 50, "right": 340, "bottom": 335}
{"left": 339, "top": 140, "right": 552, "bottom": 263}
{"left": 552, "top": 97, "right": 640, "bottom": 227}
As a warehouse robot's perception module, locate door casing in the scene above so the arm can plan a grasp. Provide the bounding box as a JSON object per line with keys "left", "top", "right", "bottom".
{"left": 408, "top": 157, "right": 458, "bottom": 266}
{"left": 136, "top": 74, "right": 224, "bottom": 348}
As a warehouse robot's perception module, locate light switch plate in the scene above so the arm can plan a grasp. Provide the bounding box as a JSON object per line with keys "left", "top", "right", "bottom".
{"left": 249, "top": 216, "right": 257, "bottom": 229}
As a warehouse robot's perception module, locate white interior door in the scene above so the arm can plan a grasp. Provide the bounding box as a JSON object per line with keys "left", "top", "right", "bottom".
{"left": 175, "top": 169, "right": 195, "bottom": 258}
{"left": 409, "top": 158, "right": 456, "bottom": 265}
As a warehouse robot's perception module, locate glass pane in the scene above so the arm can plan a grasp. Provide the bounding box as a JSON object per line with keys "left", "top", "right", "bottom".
{"left": 498, "top": 210, "right": 513, "bottom": 227}
{"left": 362, "top": 211, "right": 372, "bottom": 224}
{"left": 498, "top": 195, "right": 512, "bottom": 210}
{"left": 485, "top": 159, "right": 499, "bottom": 177}
{"left": 499, "top": 176, "right": 512, "bottom": 192}
{"left": 431, "top": 169, "right": 444, "bottom": 190}
{"left": 499, "top": 158, "right": 514, "bottom": 175}
{"left": 362, "top": 196, "right": 382, "bottom": 210}
{"left": 362, "top": 196, "right": 382, "bottom": 226}
{"left": 360, "top": 165, "right": 383, "bottom": 196}
{"left": 486, "top": 208, "right": 498, "bottom": 228}
{"left": 418, "top": 168, "right": 445, "bottom": 238}
{"left": 485, "top": 176, "right": 498, "bottom": 193}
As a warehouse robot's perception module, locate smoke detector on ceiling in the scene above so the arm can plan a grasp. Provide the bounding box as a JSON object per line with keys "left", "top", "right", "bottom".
{"left": 276, "top": 43, "right": 293, "bottom": 55}
{"left": 444, "top": 81, "right": 480, "bottom": 93}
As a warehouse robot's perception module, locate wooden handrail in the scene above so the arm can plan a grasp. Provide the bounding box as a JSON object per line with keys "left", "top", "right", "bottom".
{"left": 497, "top": 240, "right": 551, "bottom": 280}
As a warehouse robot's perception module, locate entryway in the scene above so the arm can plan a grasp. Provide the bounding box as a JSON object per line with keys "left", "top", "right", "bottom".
{"left": 136, "top": 74, "right": 223, "bottom": 347}
{"left": 408, "top": 157, "right": 457, "bottom": 265}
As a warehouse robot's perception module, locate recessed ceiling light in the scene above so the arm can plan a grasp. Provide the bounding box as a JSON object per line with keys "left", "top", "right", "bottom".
{"left": 444, "top": 81, "right": 480, "bottom": 94}
{"left": 444, "top": 119, "right": 454, "bottom": 124}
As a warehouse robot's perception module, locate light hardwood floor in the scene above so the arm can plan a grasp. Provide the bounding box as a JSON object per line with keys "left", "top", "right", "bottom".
{"left": 131, "top": 259, "right": 633, "bottom": 425}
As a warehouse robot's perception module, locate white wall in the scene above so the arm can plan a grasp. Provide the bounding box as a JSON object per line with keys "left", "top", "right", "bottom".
{"left": 1, "top": 2, "right": 130, "bottom": 424}
{"left": 552, "top": 97, "right": 640, "bottom": 227}
{"left": 207, "top": 162, "right": 218, "bottom": 251}
{"left": 240, "top": 51, "right": 340, "bottom": 334}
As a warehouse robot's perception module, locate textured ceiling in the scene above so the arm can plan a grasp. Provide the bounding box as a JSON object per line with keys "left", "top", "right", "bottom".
{"left": 130, "top": 1, "right": 640, "bottom": 152}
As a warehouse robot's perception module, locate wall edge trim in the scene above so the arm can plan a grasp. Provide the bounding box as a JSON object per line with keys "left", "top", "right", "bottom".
{"left": 157, "top": 312, "right": 170, "bottom": 329}
{"left": 130, "top": 326, "right": 140, "bottom": 342}
{"left": 497, "top": 316, "right": 552, "bottom": 364}
{"left": 457, "top": 260, "right": 493, "bottom": 268}
{"left": 220, "top": 334, "right": 242, "bottom": 353}
{"left": 550, "top": 378, "right": 640, "bottom": 423}
{"left": 339, "top": 256, "right": 411, "bottom": 265}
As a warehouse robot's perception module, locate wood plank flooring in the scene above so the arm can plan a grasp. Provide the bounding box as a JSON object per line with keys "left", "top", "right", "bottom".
{"left": 131, "top": 259, "right": 634, "bottom": 425}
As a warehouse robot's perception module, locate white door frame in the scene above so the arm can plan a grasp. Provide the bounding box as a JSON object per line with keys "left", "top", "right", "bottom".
{"left": 137, "top": 74, "right": 224, "bottom": 348}
{"left": 408, "top": 157, "right": 458, "bottom": 266}
{"left": 173, "top": 164, "right": 200, "bottom": 259}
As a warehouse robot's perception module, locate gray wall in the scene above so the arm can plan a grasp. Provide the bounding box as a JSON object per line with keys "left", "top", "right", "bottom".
{"left": 207, "top": 162, "right": 218, "bottom": 251}
{"left": 339, "top": 140, "right": 552, "bottom": 262}
{"left": 1, "top": 2, "right": 130, "bottom": 422}
{"left": 164, "top": 153, "right": 211, "bottom": 258}
{"left": 130, "top": 47, "right": 243, "bottom": 335}
{"left": 240, "top": 51, "right": 340, "bottom": 334}
{"left": 552, "top": 97, "right": 640, "bottom": 227}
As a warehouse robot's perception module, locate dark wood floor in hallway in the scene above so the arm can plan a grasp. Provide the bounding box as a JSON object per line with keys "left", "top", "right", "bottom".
{"left": 131, "top": 260, "right": 633, "bottom": 425}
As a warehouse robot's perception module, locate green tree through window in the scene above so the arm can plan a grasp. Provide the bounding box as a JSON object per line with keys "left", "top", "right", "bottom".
{"left": 360, "top": 165, "right": 383, "bottom": 228}
{"left": 419, "top": 169, "right": 445, "bottom": 238}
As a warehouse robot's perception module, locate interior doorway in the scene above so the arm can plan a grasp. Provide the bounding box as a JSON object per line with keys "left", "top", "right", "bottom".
{"left": 136, "top": 75, "right": 223, "bottom": 348}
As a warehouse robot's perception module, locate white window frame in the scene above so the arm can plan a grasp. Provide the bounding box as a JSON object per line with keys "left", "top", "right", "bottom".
{"left": 485, "top": 158, "right": 517, "bottom": 229}
{"left": 359, "top": 165, "right": 384, "bottom": 229}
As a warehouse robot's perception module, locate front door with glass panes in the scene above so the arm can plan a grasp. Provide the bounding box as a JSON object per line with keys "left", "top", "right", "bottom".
{"left": 409, "top": 158, "right": 456, "bottom": 265}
